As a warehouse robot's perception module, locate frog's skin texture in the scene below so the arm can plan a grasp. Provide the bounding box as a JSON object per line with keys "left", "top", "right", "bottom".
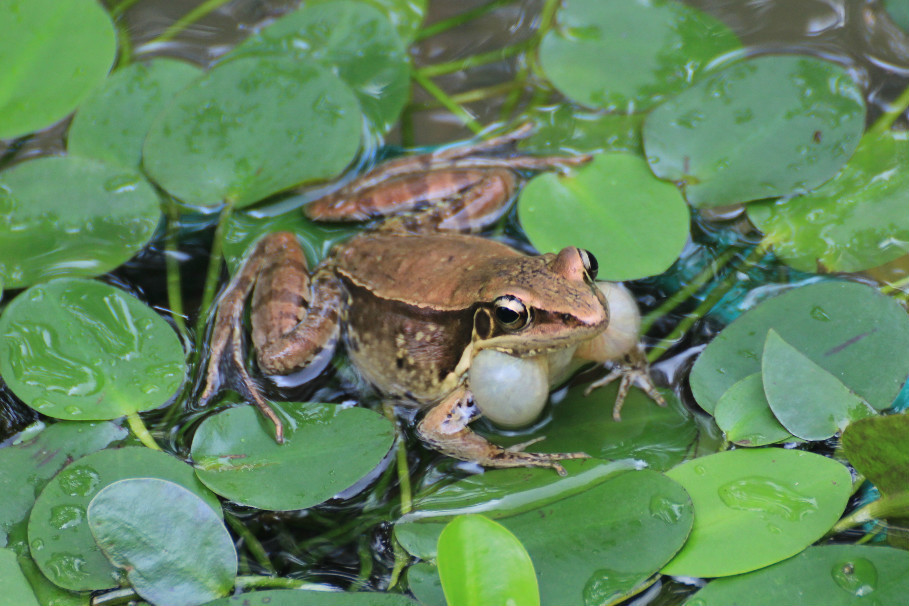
{"left": 201, "top": 125, "right": 664, "bottom": 474}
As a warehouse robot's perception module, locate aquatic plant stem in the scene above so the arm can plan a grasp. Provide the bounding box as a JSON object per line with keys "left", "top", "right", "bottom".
{"left": 195, "top": 200, "right": 235, "bottom": 339}
{"left": 416, "top": 41, "right": 532, "bottom": 78}
{"left": 234, "top": 576, "right": 329, "bottom": 591}
{"left": 126, "top": 412, "right": 162, "bottom": 450}
{"left": 384, "top": 403, "right": 413, "bottom": 515}
{"left": 828, "top": 491, "right": 909, "bottom": 536}
{"left": 411, "top": 71, "right": 484, "bottom": 134}
{"left": 110, "top": 0, "right": 142, "bottom": 18}
{"left": 145, "top": 0, "right": 235, "bottom": 46}
{"left": 868, "top": 82, "right": 909, "bottom": 136}
{"left": 410, "top": 81, "right": 523, "bottom": 111}
{"left": 225, "top": 513, "right": 276, "bottom": 574}
{"left": 415, "top": 0, "right": 518, "bottom": 41}
{"left": 163, "top": 198, "right": 188, "bottom": 338}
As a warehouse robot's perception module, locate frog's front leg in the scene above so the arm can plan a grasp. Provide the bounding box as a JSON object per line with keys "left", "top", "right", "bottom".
{"left": 417, "top": 385, "right": 588, "bottom": 476}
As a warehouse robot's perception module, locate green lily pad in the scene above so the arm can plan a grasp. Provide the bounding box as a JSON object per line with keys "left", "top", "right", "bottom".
{"left": 713, "top": 374, "right": 793, "bottom": 447}
{"left": 0, "top": 421, "right": 126, "bottom": 547}
{"left": 842, "top": 414, "right": 909, "bottom": 496}
{"left": 143, "top": 56, "right": 361, "bottom": 208}
{"left": 762, "top": 330, "right": 875, "bottom": 441}
{"left": 191, "top": 403, "right": 395, "bottom": 511}
{"left": 229, "top": 0, "right": 409, "bottom": 132}
{"left": 518, "top": 153, "right": 690, "bottom": 281}
{"left": 0, "top": 0, "right": 116, "bottom": 139}
{"left": 88, "top": 478, "right": 236, "bottom": 606}
{"left": 68, "top": 59, "right": 203, "bottom": 168}
{"left": 644, "top": 55, "right": 866, "bottom": 208}
{"left": 0, "top": 156, "right": 161, "bottom": 289}
{"left": 202, "top": 589, "right": 420, "bottom": 605}
{"left": 406, "top": 562, "right": 445, "bottom": 606}
{"left": 662, "top": 449, "right": 852, "bottom": 577}
{"left": 28, "top": 446, "right": 222, "bottom": 592}
{"left": 0, "top": 278, "right": 185, "bottom": 420}
{"left": 884, "top": 0, "right": 909, "bottom": 31}
{"left": 748, "top": 130, "right": 909, "bottom": 273}
{"left": 690, "top": 280, "right": 909, "bottom": 415}
{"left": 397, "top": 463, "right": 692, "bottom": 606}
{"left": 686, "top": 544, "right": 909, "bottom": 605}
{"left": 539, "top": 0, "right": 741, "bottom": 112}
{"left": 437, "top": 515, "right": 539, "bottom": 606}
{"left": 521, "top": 105, "right": 644, "bottom": 156}
{"left": 0, "top": 549, "right": 39, "bottom": 606}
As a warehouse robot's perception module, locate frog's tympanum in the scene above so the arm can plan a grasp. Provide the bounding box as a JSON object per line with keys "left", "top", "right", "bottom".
{"left": 201, "top": 125, "right": 664, "bottom": 474}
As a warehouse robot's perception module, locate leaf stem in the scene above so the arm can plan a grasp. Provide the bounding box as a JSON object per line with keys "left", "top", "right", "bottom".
{"left": 225, "top": 513, "right": 276, "bottom": 574}
{"left": 414, "top": 0, "right": 518, "bottom": 41}
{"left": 234, "top": 576, "right": 329, "bottom": 591}
{"left": 145, "top": 0, "right": 234, "bottom": 46}
{"left": 163, "top": 198, "right": 188, "bottom": 338}
{"left": 383, "top": 404, "right": 413, "bottom": 515}
{"left": 195, "top": 200, "right": 235, "bottom": 339}
{"left": 868, "top": 82, "right": 909, "bottom": 135}
{"left": 416, "top": 41, "right": 531, "bottom": 78}
{"left": 828, "top": 491, "right": 909, "bottom": 536}
{"left": 410, "top": 81, "right": 523, "bottom": 111}
{"left": 110, "top": 0, "right": 143, "bottom": 18}
{"left": 411, "top": 70, "right": 484, "bottom": 134}
{"left": 126, "top": 411, "right": 162, "bottom": 450}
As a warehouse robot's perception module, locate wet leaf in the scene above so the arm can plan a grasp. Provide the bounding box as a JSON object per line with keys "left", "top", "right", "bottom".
{"left": 662, "top": 449, "right": 852, "bottom": 577}
{"left": 713, "top": 374, "right": 793, "bottom": 447}
{"left": 884, "top": 0, "right": 909, "bottom": 31}
{"left": 748, "top": 130, "right": 909, "bottom": 272}
{"left": 687, "top": 544, "right": 909, "bottom": 605}
{"left": 841, "top": 413, "right": 909, "bottom": 496}
{"left": 28, "top": 447, "right": 221, "bottom": 592}
{"left": 88, "top": 479, "right": 236, "bottom": 606}
{"left": 0, "top": 0, "right": 116, "bottom": 138}
{"left": 522, "top": 105, "right": 644, "bottom": 156}
{"left": 191, "top": 403, "right": 395, "bottom": 511}
{"left": 690, "top": 280, "right": 909, "bottom": 415}
{"left": 0, "top": 421, "right": 126, "bottom": 547}
{"left": 437, "top": 515, "right": 539, "bottom": 606}
{"left": 68, "top": 59, "right": 202, "bottom": 167}
{"left": 143, "top": 56, "right": 361, "bottom": 208}
{"left": 14, "top": 554, "right": 90, "bottom": 606}
{"left": 406, "top": 562, "right": 445, "bottom": 606}
{"left": 539, "top": 0, "right": 740, "bottom": 112}
{"left": 0, "top": 278, "right": 185, "bottom": 421}
{"left": 396, "top": 464, "right": 692, "bottom": 606}
{"left": 201, "top": 589, "right": 420, "bottom": 605}
{"left": 229, "top": 0, "right": 409, "bottom": 132}
{"left": 0, "top": 157, "right": 161, "bottom": 289}
{"left": 518, "top": 153, "right": 690, "bottom": 281}
{"left": 762, "top": 330, "right": 875, "bottom": 441}
{"left": 0, "top": 549, "right": 39, "bottom": 606}
{"left": 644, "top": 55, "right": 866, "bottom": 208}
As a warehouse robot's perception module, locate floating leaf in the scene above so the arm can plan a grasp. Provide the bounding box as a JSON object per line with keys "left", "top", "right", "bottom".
{"left": 842, "top": 413, "right": 909, "bottom": 496}
{"left": 191, "top": 403, "right": 395, "bottom": 511}
{"left": 884, "top": 0, "right": 909, "bottom": 31}
{"left": 143, "top": 56, "right": 361, "bottom": 208}
{"left": 28, "top": 447, "right": 221, "bottom": 592}
{"left": 406, "top": 562, "right": 445, "bottom": 606}
{"left": 396, "top": 464, "right": 692, "bottom": 605}
{"left": 229, "top": 0, "right": 409, "bottom": 132}
{"left": 713, "top": 374, "right": 793, "bottom": 447}
{"left": 662, "top": 449, "right": 852, "bottom": 577}
{"left": 0, "top": 278, "right": 185, "bottom": 420}
{"left": 519, "top": 153, "right": 690, "bottom": 281}
{"left": 539, "top": 0, "right": 741, "bottom": 112}
{"left": 68, "top": 59, "right": 203, "bottom": 167}
{"left": 88, "top": 479, "right": 236, "bottom": 606}
{"left": 748, "top": 130, "right": 909, "bottom": 272}
{"left": 687, "top": 544, "right": 909, "bottom": 605}
{"left": 201, "top": 589, "right": 420, "bottom": 605}
{"left": 644, "top": 55, "right": 866, "bottom": 208}
{"left": 522, "top": 105, "right": 644, "bottom": 156}
{"left": 0, "top": 157, "right": 161, "bottom": 288}
{"left": 437, "top": 515, "right": 539, "bottom": 606}
{"left": 690, "top": 280, "right": 909, "bottom": 414}
{"left": 0, "top": 0, "right": 116, "bottom": 138}
{"left": 0, "top": 549, "right": 39, "bottom": 606}
{"left": 0, "top": 421, "right": 126, "bottom": 546}
{"left": 762, "top": 330, "right": 875, "bottom": 441}
{"left": 14, "top": 554, "right": 89, "bottom": 606}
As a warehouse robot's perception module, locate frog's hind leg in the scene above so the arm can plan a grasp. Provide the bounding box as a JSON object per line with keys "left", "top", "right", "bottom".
{"left": 417, "top": 386, "right": 588, "bottom": 475}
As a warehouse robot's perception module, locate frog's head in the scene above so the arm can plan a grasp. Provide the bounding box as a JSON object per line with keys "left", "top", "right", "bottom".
{"left": 473, "top": 247, "right": 609, "bottom": 355}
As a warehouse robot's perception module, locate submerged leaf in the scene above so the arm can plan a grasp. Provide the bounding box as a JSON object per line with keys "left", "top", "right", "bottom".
{"left": 841, "top": 414, "right": 909, "bottom": 496}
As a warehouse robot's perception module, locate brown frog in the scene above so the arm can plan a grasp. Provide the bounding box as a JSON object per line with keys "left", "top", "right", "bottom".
{"left": 201, "top": 125, "right": 664, "bottom": 474}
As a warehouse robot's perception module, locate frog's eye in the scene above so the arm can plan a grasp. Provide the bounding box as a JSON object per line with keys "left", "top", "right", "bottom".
{"left": 493, "top": 295, "right": 531, "bottom": 330}
{"left": 579, "top": 249, "right": 598, "bottom": 281}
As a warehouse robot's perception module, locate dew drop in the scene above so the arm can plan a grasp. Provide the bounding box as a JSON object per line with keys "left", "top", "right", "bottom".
{"left": 30, "top": 538, "right": 45, "bottom": 551}
{"left": 57, "top": 466, "right": 101, "bottom": 497}
{"left": 718, "top": 477, "right": 818, "bottom": 521}
{"left": 810, "top": 306, "right": 831, "bottom": 321}
{"left": 49, "top": 504, "right": 85, "bottom": 530}
{"left": 64, "top": 405, "right": 83, "bottom": 416}
{"left": 649, "top": 495, "right": 685, "bottom": 524}
{"left": 45, "top": 552, "right": 89, "bottom": 583}
{"left": 103, "top": 174, "right": 140, "bottom": 194}
{"left": 832, "top": 557, "right": 877, "bottom": 596}
{"left": 694, "top": 465, "right": 707, "bottom": 476}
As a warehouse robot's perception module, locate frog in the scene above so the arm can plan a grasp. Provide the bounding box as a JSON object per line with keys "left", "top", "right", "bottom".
{"left": 200, "top": 124, "right": 665, "bottom": 474}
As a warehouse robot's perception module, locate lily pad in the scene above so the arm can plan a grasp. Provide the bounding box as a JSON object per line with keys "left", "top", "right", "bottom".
{"left": 88, "top": 478, "right": 236, "bottom": 606}
{"left": 0, "top": 548, "right": 39, "bottom": 606}
{"left": 644, "top": 55, "right": 866, "bottom": 208}
{"left": 191, "top": 403, "right": 395, "bottom": 511}
{"left": 518, "top": 153, "right": 690, "bottom": 281}
{"left": 762, "top": 330, "right": 875, "bottom": 441}
{"left": 12, "top": 554, "right": 89, "bottom": 606}
{"left": 68, "top": 59, "right": 203, "bottom": 168}
{"left": 713, "top": 374, "right": 793, "bottom": 447}
{"left": 143, "top": 56, "right": 361, "bottom": 208}
{"left": 841, "top": 414, "right": 909, "bottom": 496}
{"left": 396, "top": 463, "right": 692, "bottom": 606}
{"left": 539, "top": 0, "right": 741, "bottom": 112}
{"left": 884, "top": 0, "right": 909, "bottom": 31}
{"left": 201, "top": 589, "right": 419, "bottom": 605}
{"left": 0, "top": 0, "right": 116, "bottom": 139}
{"left": 437, "top": 515, "right": 538, "bottom": 606}
{"left": 229, "top": 0, "right": 409, "bottom": 132}
{"left": 662, "top": 448, "right": 852, "bottom": 577}
{"left": 28, "top": 446, "right": 222, "bottom": 592}
{"left": 0, "top": 157, "right": 161, "bottom": 289}
{"left": 521, "top": 105, "right": 644, "bottom": 156}
{"left": 689, "top": 280, "right": 909, "bottom": 415}
{"left": 687, "top": 544, "right": 909, "bottom": 605}
{"left": 0, "top": 278, "right": 185, "bottom": 420}
{"left": 748, "top": 130, "right": 909, "bottom": 273}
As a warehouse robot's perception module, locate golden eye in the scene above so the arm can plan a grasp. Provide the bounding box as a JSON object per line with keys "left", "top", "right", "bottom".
{"left": 579, "top": 249, "right": 598, "bottom": 281}
{"left": 493, "top": 295, "right": 530, "bottom": 330}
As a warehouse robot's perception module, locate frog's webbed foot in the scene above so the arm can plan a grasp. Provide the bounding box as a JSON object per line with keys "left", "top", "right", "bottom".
{"left": 584, "top": 346, "right": 666, "bottom": 421}
{"left": 417, "top": 387, "right": 589, "bottom": 476}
